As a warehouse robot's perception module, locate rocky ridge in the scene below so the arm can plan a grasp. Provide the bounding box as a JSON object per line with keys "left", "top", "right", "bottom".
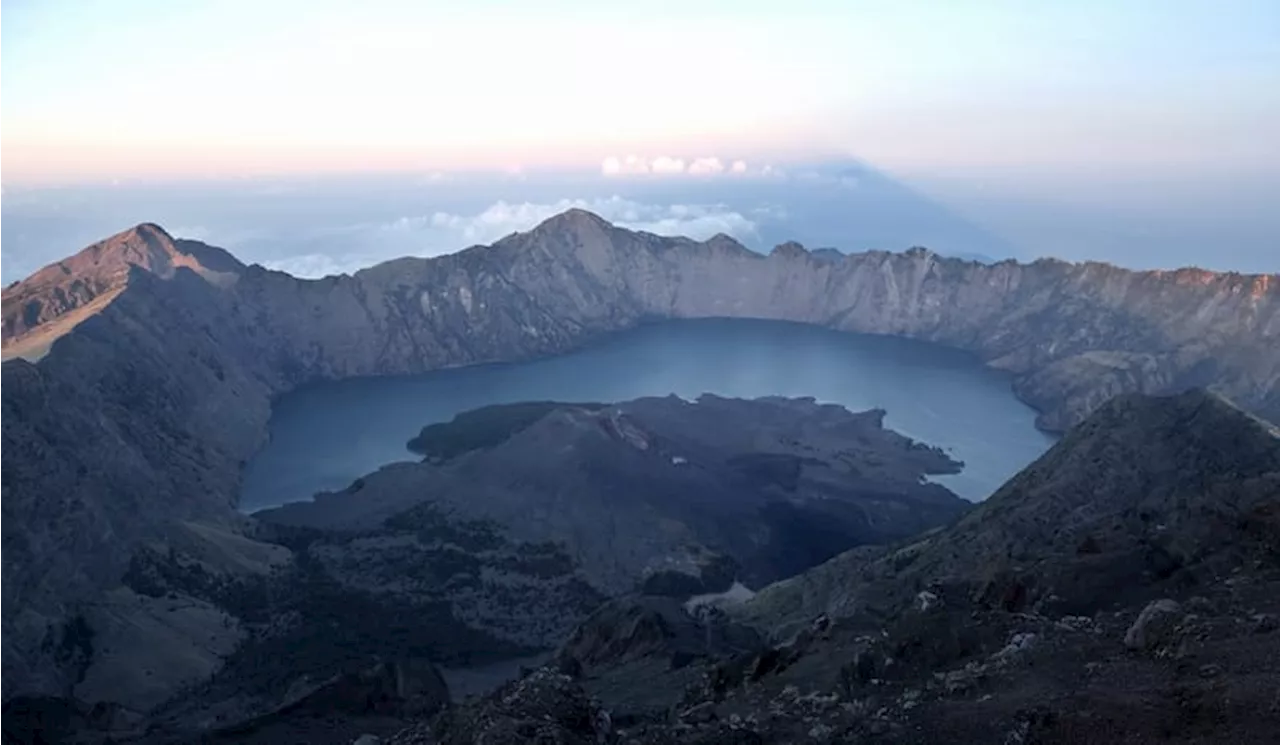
{"left": 2, "top": 212, "right": 1277, "bottom": 714}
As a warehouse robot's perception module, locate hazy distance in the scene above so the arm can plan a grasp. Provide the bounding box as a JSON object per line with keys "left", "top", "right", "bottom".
{"left": 4, "top": 1, "right": 1278, "bottom": 279}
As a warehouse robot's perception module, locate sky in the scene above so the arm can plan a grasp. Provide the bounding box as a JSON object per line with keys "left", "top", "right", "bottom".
{"left": 2, "top": 0, "right": 1278, "bottom": 278}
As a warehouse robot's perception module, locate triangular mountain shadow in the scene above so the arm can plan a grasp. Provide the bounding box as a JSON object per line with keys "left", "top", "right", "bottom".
{"left": 599, "top": 156, "right": 1021, "bottom": 258}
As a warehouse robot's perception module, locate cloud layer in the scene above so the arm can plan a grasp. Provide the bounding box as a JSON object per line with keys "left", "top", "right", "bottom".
{"left": 257, "top": 197, "right": 759, "bottom": 278}
{"left": 601, "top": 155, "right": 766, "bottom": 177}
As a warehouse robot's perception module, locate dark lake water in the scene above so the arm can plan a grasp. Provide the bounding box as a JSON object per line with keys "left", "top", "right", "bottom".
{"left": 240, "top": 318, "right": 1056, "bottom": 512}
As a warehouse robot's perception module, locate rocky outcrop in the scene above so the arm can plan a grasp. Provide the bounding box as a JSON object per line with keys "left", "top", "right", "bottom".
{"left": 225, "top": 658, "right": 449, "bottom": 727}
{"left": 134, "top": 658, "right": 452, "bottom": 745}
{"left": 1123, "top": 598, "right": 1182, "bottom": 652}
{"left": 2, "top": 211, "right": 1276, "bottom": 707}
{"left": 406, "top": 668, "right": 614, "bottom": 745}
{"left": 558, "top": 596, "right": 762, "bottom": 674}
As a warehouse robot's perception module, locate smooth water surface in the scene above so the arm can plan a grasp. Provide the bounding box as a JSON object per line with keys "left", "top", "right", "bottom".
{"left": 240, "top": 319, "right": 1056, "bottom": 511}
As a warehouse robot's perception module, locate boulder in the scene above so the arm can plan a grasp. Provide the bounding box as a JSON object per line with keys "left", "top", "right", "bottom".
{"left": 430, "top": 667, "right": 613, "bottom": 745}
{"left": 1124, "top": 599, "right": 1182, "bottom": 652}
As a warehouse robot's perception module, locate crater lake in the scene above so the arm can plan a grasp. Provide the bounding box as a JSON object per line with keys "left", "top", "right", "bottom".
{"left": 240, "top": 318, "right": 1057, "bottom": 511}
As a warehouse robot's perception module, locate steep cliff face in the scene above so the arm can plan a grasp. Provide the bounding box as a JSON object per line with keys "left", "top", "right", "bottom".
{"left": 1, "top": 210, "right": 1276, "bottom": 703}
{"left": 220, "top": 209, "right": 1279, "bottom": 429}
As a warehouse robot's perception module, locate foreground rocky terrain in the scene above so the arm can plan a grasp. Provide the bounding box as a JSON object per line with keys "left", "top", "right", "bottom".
{"left": 1, "top": 394, "right": 968, "bottom": 743}
{"left": 378, "top": 390, "right": 1280, "bottom": 744}
{"left": 2, "top": 212, "right": 1277, "bottom": 735}
{"left": 13, "top": 389, "right": 1270, "bottom": 743}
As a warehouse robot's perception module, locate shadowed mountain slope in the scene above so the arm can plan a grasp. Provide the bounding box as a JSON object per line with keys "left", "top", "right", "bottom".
{"left": 741, "top": 389, "right": 1280, "bottom": 632}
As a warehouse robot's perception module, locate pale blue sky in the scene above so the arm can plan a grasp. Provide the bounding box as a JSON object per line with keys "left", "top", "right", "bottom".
{"left": 4, "top": 0, "right": 1278, "bottom": 183}
{"left": 3, "top": 1, "right": 1278, "bottom": 277}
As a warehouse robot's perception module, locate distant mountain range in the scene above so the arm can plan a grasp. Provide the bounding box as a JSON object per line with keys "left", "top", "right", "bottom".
{"left": 1, "top": 211, "right": 1277, "bottom": 741}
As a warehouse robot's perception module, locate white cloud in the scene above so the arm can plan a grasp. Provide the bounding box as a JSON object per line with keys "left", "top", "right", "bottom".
{"left": 170, "top": 225, "right": 212, "bottom": 241}
{"left": 601, "top": 155, "right": 653, "bottom": 176}
{"left": 601, "top": 155, "right": 774, "bottom": 178}
{"left": 429, "top": 196, "right": 758, "bottom": 244}
{"left": 601, "top": 155, "right": 687, "bottom": 176}
{"left": 261, "top": 253, "right": 364, "bottom": 278}
{"left": 650, "top": 156, "right": 687, "bottom": 174}
{"left": 170, "top": 225, "right": 271, "bottom": 246}
{"left": 688, "top": 157, "right": 725, "bottom": 175}
{"left": 622, "top": 155, "right": 650, "bottom": 173}
{"left": 259, "top": 197, "right": 760, "bottom": 278}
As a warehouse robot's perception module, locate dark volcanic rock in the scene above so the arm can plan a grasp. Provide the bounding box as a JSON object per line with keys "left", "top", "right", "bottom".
{"left": 403, "top": 667, "right": 614, "bottom": 745}
{"left": 228, "top": 659, "right": 448, "bottom": 729}
{"left": 139, "top": 658, "right": 450, "bottom": 745}
{"left": 259, "top": 395, "right": 969, "bottom": 594}
{"left": 263, "top": 389, "right": 1280, "bottom": 744}
{"left": 603, "top": 389, "right": 1280, "bottom": 744}
{"left": 742, "top": 389, "right": 1280, "bottom": 630}
{"left": 558, "top": 596, "right": 762, "bottom": 674}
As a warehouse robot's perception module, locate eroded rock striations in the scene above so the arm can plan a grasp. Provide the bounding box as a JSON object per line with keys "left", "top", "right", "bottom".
{"left": 2, "top": 212, "right": 1277, "bottom": 718}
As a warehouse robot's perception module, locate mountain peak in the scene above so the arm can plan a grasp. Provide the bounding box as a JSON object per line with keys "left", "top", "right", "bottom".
{"left": 10, "top": 222, "right": 242, "bottom": 287}
{"left": 532, "top": 208, "right": 613, "bottom": 235}
{"left": 944, "top": 387, "right": 1280, "bottom": 605}
{"left": 1, "top": 222, "right": 243, "bottom": 356}
{"left": 54, "top": 222, "right": 187, "bottom": 277}
{"left": 771, "top": 241, "right": 809, "bottom": 258}
{"left": 1059, "top": 387, "right": 1277, "bottom": 458}
{"left": 127, "top": 221, "right": 175, "bottom": 241}
{"left": 978, "top": 388, "right": 1279, "bottom": 522}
